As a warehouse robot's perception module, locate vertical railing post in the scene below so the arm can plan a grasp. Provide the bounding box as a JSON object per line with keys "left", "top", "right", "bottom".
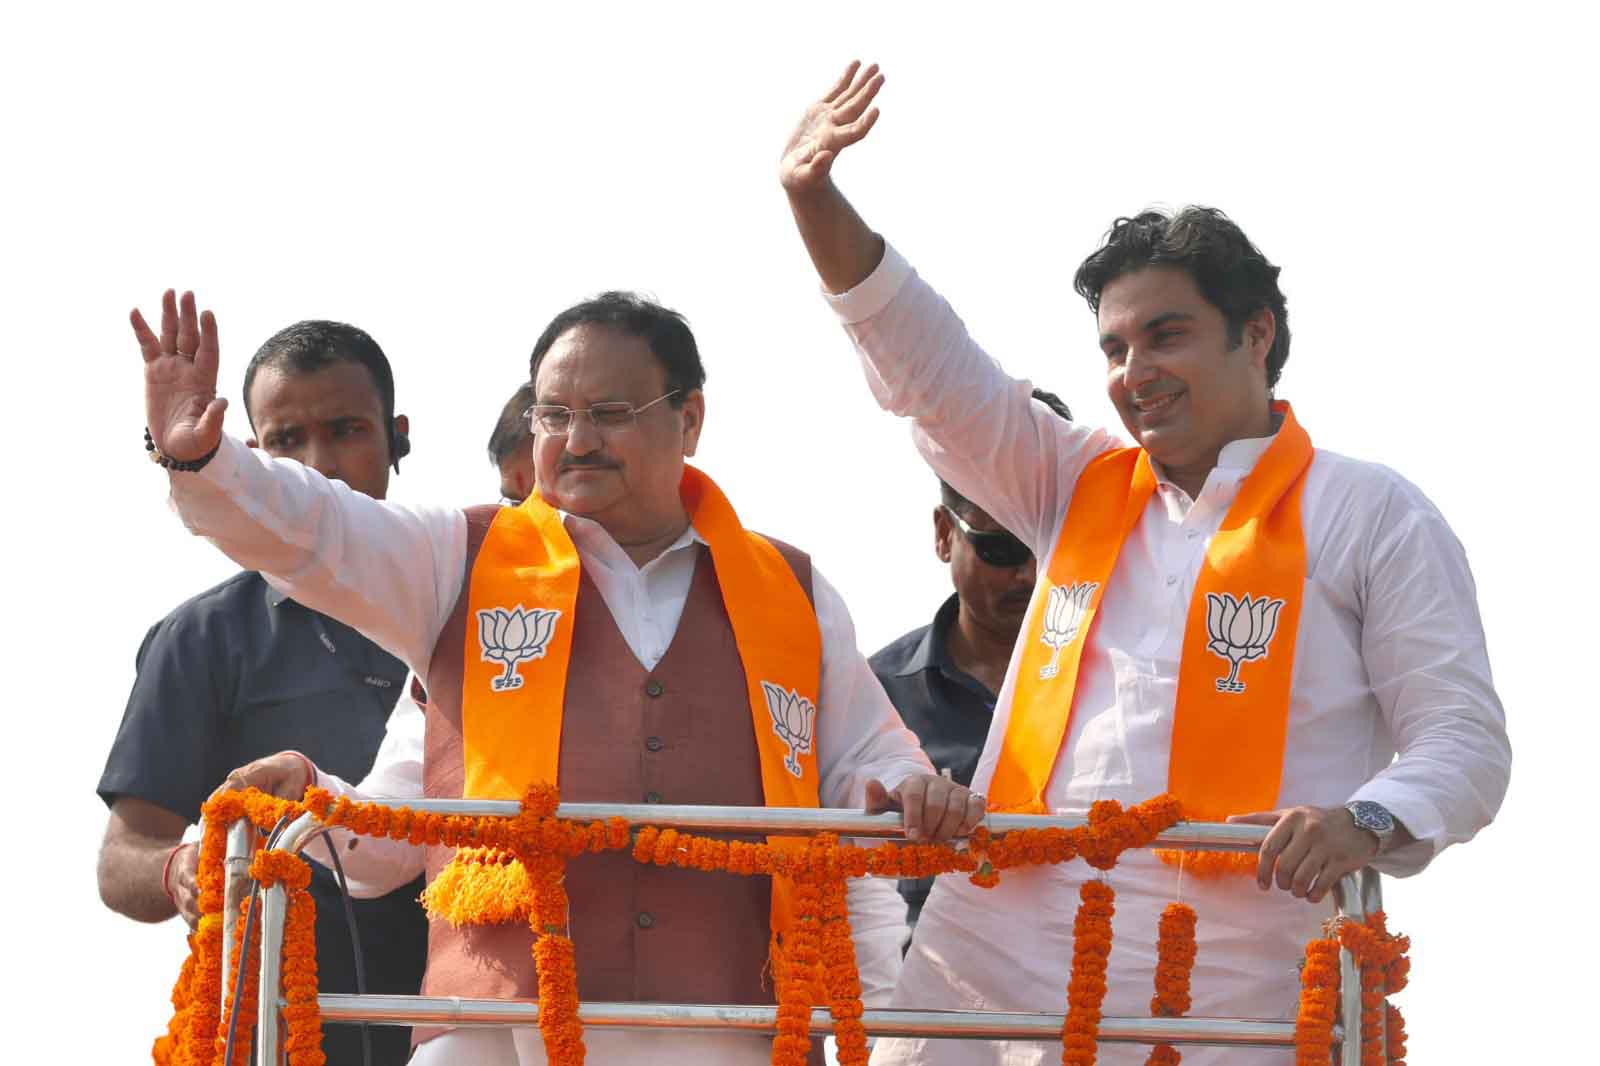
{"left": 1360, "top": 869, "right": 1385, "bottom": 1059}
{"left": 1332, "top": 868, "right": 1382, "bottom": 1066}
{"left": 221, "top": 819, "right": 254, "bottom": 1014}
{"left": 256, "top": 882, "right": 288, "bottom": 1066}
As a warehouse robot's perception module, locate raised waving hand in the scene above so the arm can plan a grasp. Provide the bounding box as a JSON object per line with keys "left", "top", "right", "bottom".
{"left": 779, "top": 61, "right": 885, "bottom": 197}
{"left": 780, "top": 63, "right": 889, "bottom": 294}
{"left": 132, "top": 289, "right": 228, "bottom": 463}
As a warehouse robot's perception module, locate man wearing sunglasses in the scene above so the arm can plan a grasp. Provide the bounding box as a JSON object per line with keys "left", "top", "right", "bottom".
{"left": 136, "top": 287, "right": 981, "bottom": 1066}
{"left": 871, "top": 388, "right": 1071, "bottom": 929}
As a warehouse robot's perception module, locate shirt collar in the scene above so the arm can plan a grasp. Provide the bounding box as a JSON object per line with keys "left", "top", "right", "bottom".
{"left": 561, "top": 511, "right": 704, "bottom": 573}
{"left": 892, "top": 594, "right": 962, "bottom": 678}
{"left": 1149, "top": 419, "right": 1281, "bottom": 490}
{"left": 262, "top": 578, "right": 292, "bottom": 609}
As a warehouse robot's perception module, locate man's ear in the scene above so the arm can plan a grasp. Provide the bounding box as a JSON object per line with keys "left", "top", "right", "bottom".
{"left": 1244, "top": 308, "right": 1276, "bottom": 372}
{"left": 933, "top": 505, "right": 954, "bottom": 563}
{"left": 391, "top": 414, "right": 412, "bottom": 469}
{"left": 679, "top": 390, "right": 705, "bottom": 458}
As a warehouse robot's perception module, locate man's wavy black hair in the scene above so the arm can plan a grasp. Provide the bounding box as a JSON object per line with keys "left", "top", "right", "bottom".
{"left": 1073, "top": 207, "right": 1291, "bottom": 387}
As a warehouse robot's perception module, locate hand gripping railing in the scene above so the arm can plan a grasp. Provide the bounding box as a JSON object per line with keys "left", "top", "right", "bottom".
{"left": 224, "top": 802, "right": 1384, "bottom": 1065}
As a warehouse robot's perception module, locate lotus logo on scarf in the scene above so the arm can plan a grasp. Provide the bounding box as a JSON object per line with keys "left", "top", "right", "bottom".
{"left": 1204, "top": 593, "right": 1285, "bottom": 694}
{"left": 1038, "top": 581, "right": 1098, "bottom": 680}
{"left": 476, "top": 606, "right": 562, "bottom": 691}
{"left": 761, "top": 682, "right": 816, "bottom": 778}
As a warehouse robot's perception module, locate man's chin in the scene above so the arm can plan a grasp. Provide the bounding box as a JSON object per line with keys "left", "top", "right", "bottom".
{"left": 548, "top": 483, "right": 620, "bottom": 517}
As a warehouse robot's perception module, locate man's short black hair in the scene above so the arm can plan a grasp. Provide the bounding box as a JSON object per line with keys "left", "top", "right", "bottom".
{"left": 242, "top": 320, "right": 400, "bottom": 460}
{"left": 940, "top": 388, "right": 1073, "bottom": 518}
{"left": 488, "top": 382, "right": 535, "bottom": 466}
{"left": 1072, "top": 206, "right": 1291, "bottom": 387}
{"left": 528, "top": 291, "right": 705, "bottom": 405}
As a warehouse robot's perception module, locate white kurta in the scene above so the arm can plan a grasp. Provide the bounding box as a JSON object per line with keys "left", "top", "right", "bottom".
{"left": 827, "top": 244, "right": 1512, "bottom": 1066}
{"left": 168, "top": 444, "right": 929, "bottom": 1066}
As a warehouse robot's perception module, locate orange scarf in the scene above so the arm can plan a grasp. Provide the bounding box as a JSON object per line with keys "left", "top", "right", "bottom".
{"left": 991, "top": 403, "right": 1312, "bottom": 827}
{"left": 460, "top": 464, "right": 822, "bottom": 929}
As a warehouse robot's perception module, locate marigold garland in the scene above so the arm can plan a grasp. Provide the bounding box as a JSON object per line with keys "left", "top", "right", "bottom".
{"left": 161, "top": 787, "right": 1383, "bottom": 1066}
{"left": 817, "top": 846, "right": 868, "bottom": 1066}
{"left": 1294, "top": 912, "right": 1410, "bottom": 1066}
{"left": 1294, "top": 934, "right": 1341, "bottom": 1066}
{"left": 280, "top": 878, "right": 325, "bottom": 1066}
{"left": 772, "top": 879, "right": 822, "bottom": 1066}
{"left": 1061, "top": 880, "right": 1116, "bottom": 1066}
{"left": 213, "top": 895, "right": 262, "bottom": 1066}
{"left": 1143, "top": 902, "right": 1198, "bottom": 1066}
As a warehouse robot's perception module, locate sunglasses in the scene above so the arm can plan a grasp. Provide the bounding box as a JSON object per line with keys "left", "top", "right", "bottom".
{"left": 942, "top": 506, "right": 1033, "bottom": 568}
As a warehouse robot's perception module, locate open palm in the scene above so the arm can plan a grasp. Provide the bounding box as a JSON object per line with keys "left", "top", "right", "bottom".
{"left": 779, "top": 61, "right": 885, "bottom": 195}
{"left": 132, "top": 289, "right": 229, "bottom": 462}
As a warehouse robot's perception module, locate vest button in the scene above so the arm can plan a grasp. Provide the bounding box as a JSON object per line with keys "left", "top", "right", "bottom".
{"left": 645, "top": 791, "right": 663, "bottom": 804}
{"left": 637, "top": 911, "right": 655, "bottom": 929}
{"left": 645, "top": 680, "right": 665, "bottom": 698}
{"left": 645, "top": 736, "right": 664, "bottom": 752}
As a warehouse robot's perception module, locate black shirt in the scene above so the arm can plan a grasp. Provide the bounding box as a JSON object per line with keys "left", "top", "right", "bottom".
{"left": 98, "top": 572, "right": 427, "bottom": 1066}
{"left": 870, "top": 594, "right": 998, "bottom": 924}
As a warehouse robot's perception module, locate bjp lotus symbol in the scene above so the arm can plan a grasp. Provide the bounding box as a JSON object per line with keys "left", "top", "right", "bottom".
{"left": 1205, "top": 592, "right": 1285, "bottom": 694}
{"left": 476, "top": 605, "right": 562, "bottom": 691}
{"left": 1038, "top": 581, "right": 1098, "bottom": 680}
{"left": 762, "top": 682, "right": 816, "bottom": 779}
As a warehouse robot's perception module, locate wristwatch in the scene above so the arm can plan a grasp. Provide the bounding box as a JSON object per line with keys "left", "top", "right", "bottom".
{"left": 1344, "top": 800, "right": 1396, "bottom": 853}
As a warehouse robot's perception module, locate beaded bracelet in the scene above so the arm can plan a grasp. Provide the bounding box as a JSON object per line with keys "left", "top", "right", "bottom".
{"left": 145, "top": 428, "right": 220, "bottom": 472}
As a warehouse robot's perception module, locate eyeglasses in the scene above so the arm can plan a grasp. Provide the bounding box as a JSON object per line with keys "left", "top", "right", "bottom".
{"left": 525, "top": 390, "right": 680, "bottom": 436}
{"left": 942, "top": 505, "right": 1032, "bottom": 568}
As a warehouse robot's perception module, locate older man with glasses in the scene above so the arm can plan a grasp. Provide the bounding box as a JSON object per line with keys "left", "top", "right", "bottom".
{"left": 870, "top": 388, "right": 1071, "bottom": 930}
{"left": 135, "top": 287, "right": 982, "bottom": 1066}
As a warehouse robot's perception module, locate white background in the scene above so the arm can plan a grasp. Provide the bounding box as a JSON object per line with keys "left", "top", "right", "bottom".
{"left": 1, "top": 2, "right": 1590, "bottom": 1061}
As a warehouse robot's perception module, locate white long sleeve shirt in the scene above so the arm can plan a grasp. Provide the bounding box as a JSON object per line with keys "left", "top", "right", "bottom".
{"left": 829, "top": 245, "right": 1511, "bottom": 1066}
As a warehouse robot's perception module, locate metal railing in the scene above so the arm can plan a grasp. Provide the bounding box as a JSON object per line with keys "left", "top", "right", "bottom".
{"left": 223, "top": 802, "right": 1383, "bottom": 1065}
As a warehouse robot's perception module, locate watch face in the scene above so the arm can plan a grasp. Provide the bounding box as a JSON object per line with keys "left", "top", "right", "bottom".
{"left": 1348, "top": 801, "right": 1395, "bottom": 833}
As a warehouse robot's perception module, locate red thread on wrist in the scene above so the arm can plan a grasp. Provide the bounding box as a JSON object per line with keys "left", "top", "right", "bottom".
{"left": 161, "top": 841, "right": 191, "bottom": 911}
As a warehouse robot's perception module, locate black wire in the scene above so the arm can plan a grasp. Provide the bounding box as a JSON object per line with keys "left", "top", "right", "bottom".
{"left": 321, "top": 833, "right": 374, "bottom": 1066}
{"left": 220, "top": 882, "right": 261, "bottom": 1066}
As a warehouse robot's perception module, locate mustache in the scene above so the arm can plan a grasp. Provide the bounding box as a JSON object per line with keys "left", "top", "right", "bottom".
{"left": 559, "top": 454, "right": 620, "bottom": 472}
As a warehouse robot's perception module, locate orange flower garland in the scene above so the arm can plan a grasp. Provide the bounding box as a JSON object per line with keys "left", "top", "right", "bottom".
{"left": 214, "top": 895, "right": 263, "bottom": 1066}
{"left": 250, "top": 848, "right": 323, "bottom": 1066}
{"left": 817, "top": 850, "right": 868, "bottom": 1066}
{"left": 1061, "top": 880, "right": 1116, "bottom": 1066}
{"left": 162, "top": 787, "right": 1392, "bottom": 1066}
{"left": 1144, "top": 902, "right": 1198, "bottom": 1066}
{"left": 1294, "top": 912, "right": 1409, "bottom": 1066}
{"left": 772, "top": 879, "right": 822, "bottom": 1066}
{"left": 526, "top": 848, "right": 585, "bottom": 1065}
{"left": 1294, "top": 932, "right": 1341, "bottom": 1066}
{"left": 1336, "top": 912, "right": 1409, "bottom": 1066}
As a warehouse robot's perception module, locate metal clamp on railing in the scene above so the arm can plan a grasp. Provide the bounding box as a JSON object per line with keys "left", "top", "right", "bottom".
{"left": 223, "top": 802, "right": 1384, "bottom": 1066}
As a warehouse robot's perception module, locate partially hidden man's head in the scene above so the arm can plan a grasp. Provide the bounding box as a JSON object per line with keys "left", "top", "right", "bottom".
{"left": 527, "top": 292, "right": 706, "bottom": 533}
{"left": 489, "top": 381, "right": 536, "bottom": 504}
{"left": 1074, "top": 207, "right": 1289, "bottom": 482}
{"left": 935, "top": 388, "right": 1072, "bottom": 637}
{"left": 242, "top": 320, "right": 409, "bottom": 502}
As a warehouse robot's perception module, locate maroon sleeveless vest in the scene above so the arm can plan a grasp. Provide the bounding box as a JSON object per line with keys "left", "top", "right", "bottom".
{"left": 415, "top": 506, "right": 817, "bottom": 1044}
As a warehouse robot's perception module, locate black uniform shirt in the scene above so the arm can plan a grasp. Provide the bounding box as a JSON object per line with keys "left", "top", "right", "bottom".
{"left": 99, "top": 571, "right": 426, "bottom": 1066}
